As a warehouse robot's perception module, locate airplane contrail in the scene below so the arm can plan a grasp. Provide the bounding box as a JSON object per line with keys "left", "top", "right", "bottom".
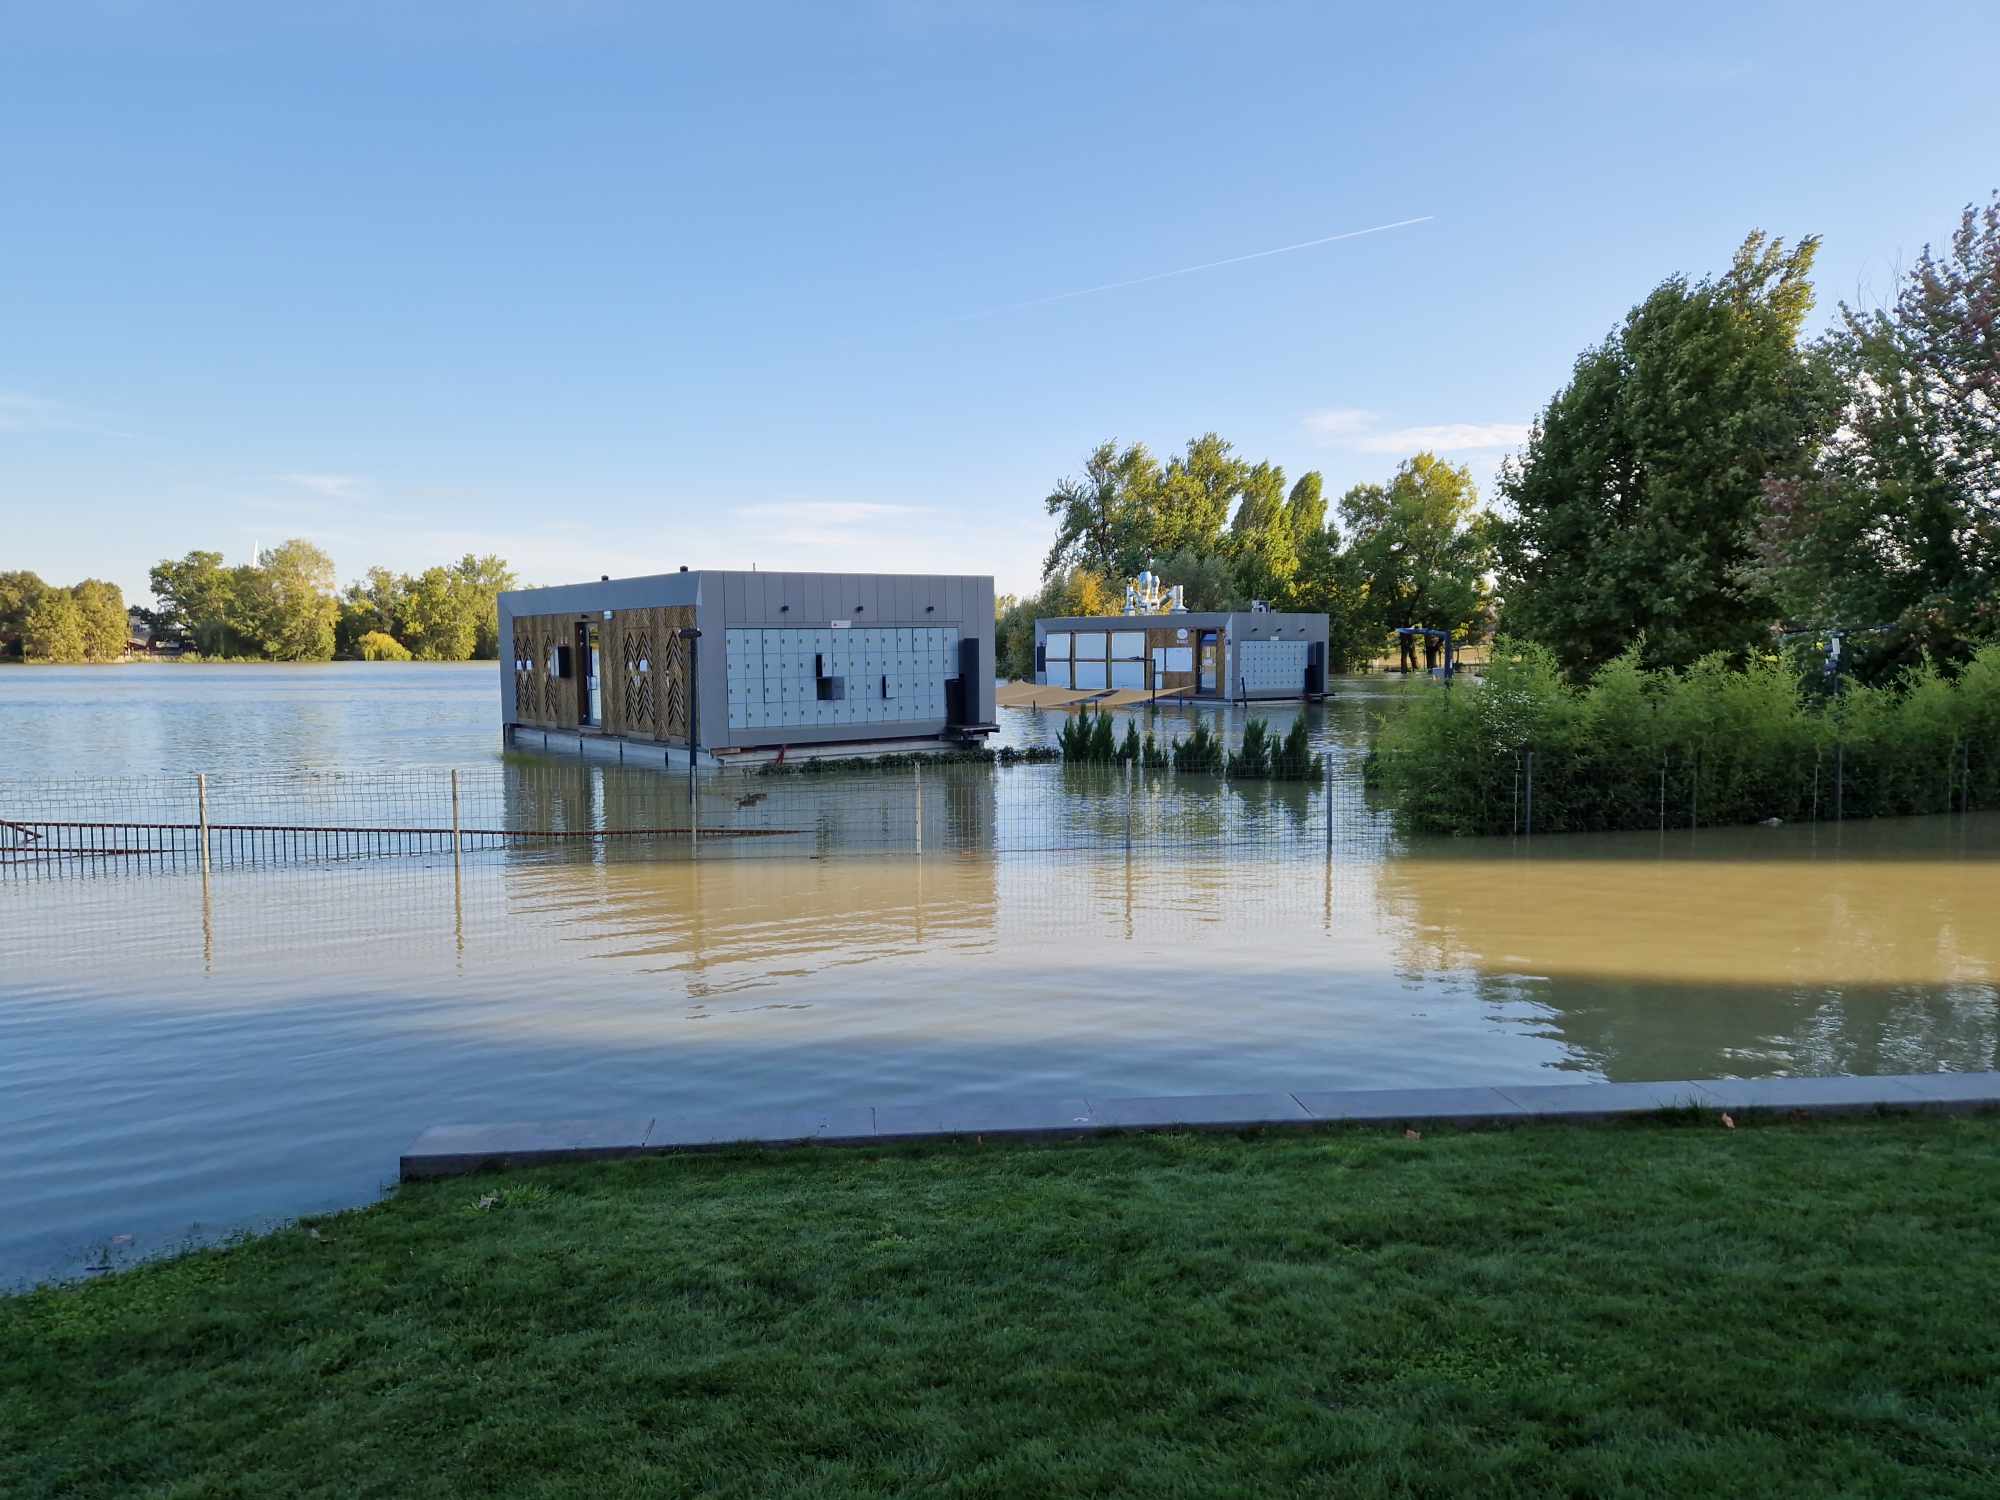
{"left": 956, "top": 214, "right": 1435, "bottom": 320}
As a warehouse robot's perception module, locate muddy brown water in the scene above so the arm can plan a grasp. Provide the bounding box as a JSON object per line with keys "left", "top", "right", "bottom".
{"left": 2, "top": 664, "right": 1994, "bottom": 1285}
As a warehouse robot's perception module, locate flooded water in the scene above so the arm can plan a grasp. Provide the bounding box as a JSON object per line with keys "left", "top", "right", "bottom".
{"left": 2, "top": 663, "right": 1996, "bottom": 1286}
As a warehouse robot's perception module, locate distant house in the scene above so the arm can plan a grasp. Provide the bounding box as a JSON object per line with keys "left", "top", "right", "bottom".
{"left": 126, "top": 610, "right": 184, "bottom": 657}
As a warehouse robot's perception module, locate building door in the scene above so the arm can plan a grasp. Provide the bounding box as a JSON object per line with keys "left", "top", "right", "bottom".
{"left": 578, "top": 622, "right": 603, "bottom": 726}
{"left": 1196, "top": 630, "right": 1220, "bottom": 694}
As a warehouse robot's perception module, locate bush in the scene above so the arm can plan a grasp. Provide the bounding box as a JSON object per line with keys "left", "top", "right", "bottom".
{"left": 1171, "top": 720, "right": 1225, "bottom": 774}
{"left": 1059, "top": 709, "right": 1121, "bottom": 765}
{"left": 358, "top": 631, "right": 413, "bottom": 662}
{"left": 1227, "top": 718, "right": 1273, "bottom": 778}
{"left": 1369, "top": 638, "right": 2000, "bottom": 834}
{"left": 1271, "top": 716, "right": 1322, "bottom": 780}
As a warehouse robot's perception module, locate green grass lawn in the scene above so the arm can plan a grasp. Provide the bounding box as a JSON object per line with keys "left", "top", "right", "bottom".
{"left": 6, "top": 1116, "right": 2000, "bottom": 1497}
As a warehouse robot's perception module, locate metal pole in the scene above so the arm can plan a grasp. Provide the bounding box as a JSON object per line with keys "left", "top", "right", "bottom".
{"left": 1835, "top": 741, "right": 1844, "bottom": 822}
{"left": 1325, "top": 754, "right": 1334, "bottom": 860}
{"left": 1658, "top": 756, "right": 1666, "bottom": 834}
{"left": 684, "top": 628, "right": 702, "bottom": 846}
{"left": 450, "top": 768, "right": 462, "bottom": 860}
{"left": 1691, "top": 748, "right": 1698, "bottom": 831}
{"left": 914, "top": 761, "right": 923, "bottom": 855}
{"left": 1524, "top": 749, "right": 1533, "bottom": 838}
{"left": 197, "top": 772, "right": 210, "bottom": 875}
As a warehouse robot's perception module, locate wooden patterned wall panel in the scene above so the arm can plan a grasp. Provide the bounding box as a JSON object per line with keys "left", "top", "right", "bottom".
{"left": 537, "top": 616, "right": 580, "bottom": 730}
{"left": 608, "top": 608, "right": 662, "bottom": 741}
{"left": 508, "top": 606, "right": 684, "bottom": 737}
{"left": 511, "top": 623, "right": 540, "bottom": 726}
{"left": 659, "top": 605, "right": 694, "bottom": 744}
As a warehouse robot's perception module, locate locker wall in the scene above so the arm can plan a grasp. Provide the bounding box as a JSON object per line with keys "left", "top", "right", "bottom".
{"left": 1236, "top": 638, "right": 1310, "bottom": 695}
{"left": 725, "top": 625, "right": 959, "bottom": 733}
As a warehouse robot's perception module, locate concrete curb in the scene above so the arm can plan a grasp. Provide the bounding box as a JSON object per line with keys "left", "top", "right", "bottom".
{"left": 398, "top": 1072, "right": 2000, "bottom": 1181}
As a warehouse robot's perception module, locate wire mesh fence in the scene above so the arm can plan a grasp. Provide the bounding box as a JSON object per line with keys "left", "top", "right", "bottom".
{"left": 1365, "top": 739, "right": 1996, "bottom": 837}
{"left": 0, "top": 759, "right": 1396, "bottom": 876}
{"left": 7, "top": 736, "right": 1990, "bottom": 878}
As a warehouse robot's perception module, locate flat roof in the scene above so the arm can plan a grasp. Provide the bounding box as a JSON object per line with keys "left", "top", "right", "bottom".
{"left": 1036, "top": 611, "right": 1325, "bottom": 629}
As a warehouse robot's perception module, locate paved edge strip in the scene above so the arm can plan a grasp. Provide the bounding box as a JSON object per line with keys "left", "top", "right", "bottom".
{"left": 398, "top": 1072, "right": 2000, "bottom": 1181}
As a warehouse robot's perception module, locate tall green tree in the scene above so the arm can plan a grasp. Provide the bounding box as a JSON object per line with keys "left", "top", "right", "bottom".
{"left": 1042, "top": 441, "right": 1158, "bottom": 580}
{"left": 337, "top": 565, "right": 408, "bottom": 656}
{"left": 236, "top": 540, "right": 340, "bottom": 661}
{"left": 0, "top": 569, "right": 48, "bottom": 657}
{"left": 1753, "top": 194, "right": 1999, "bottom": 676}
{"left": 1144, "top": 433, "right": 1245, "bottom": 560}
{"left": 1230, "top": 467, "right": 1326, "bottom": 604}
{"left": 1286, "top": 524, "right": 1373, "bottom": 671}
{"left": 450, "top": 553, "right": 520, "bottom": 659}
{"left": 70, "top": 579, "right": 128, "bottom": 660}
{"left": 1343, "top": 453, "right": 1495, "bottom": 672}
{"left": 21, "top": 589, "right": 86, "bottom": 662}
{"left": 1149, "top": 547, "right": 1242, "bottom": 611}
{"left": 148, "top": 550, "right": 238, "bottom": 656}
{"left": 401, "top": 566, "right": 481, "bottom": 661}
{"left": 1496, "top": 231, "right": 1828, "bottom": 675}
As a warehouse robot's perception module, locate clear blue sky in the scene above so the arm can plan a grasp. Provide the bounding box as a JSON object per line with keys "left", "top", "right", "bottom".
{"left": 4, "top": 1, "right": 1996, "bottom": 604}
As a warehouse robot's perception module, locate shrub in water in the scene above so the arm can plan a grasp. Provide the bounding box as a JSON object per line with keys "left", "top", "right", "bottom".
{"left": 1172, "top": 720, "right": 1224, "bottom": 774}
{"left": 1271, "top": 715, "right": 1322, "bottom": 781}
{"left": 1228, "top": 717, "right": 1273, "bottom": 778}
{"left": 1370, "top": 637, "right": 2000, "bottom": 834}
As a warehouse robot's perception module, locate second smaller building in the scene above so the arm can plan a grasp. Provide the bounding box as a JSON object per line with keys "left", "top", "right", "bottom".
{"left": 1034, "top": 610, "right": 1328, "bottom": 702}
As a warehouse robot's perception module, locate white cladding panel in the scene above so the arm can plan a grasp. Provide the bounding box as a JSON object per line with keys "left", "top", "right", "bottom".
{"left": 1046, "top": 660, "right": 1072, "bottom": 688}
{"left": 1237, "top": 638, "right": 1310, "bottom": 694}
{"left": 1110, "top": 630, "right": 1145, "bottom": 659}
{"left": 1045, "top": 632, "right": 1070, "bottom": 658}
{"left": 1073, "top": 659, "right": 1108, "bottom": 690}
{"left": 725, "top": 625, "right": 958, "bottom": 731}
{"left": 1072, "top": 631, "right": 1108, "bottom": 658}
{"left": 1110, "top": 660, "right": 1146, "bottom": 689}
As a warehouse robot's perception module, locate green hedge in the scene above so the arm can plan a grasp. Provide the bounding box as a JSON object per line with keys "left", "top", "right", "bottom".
{"left": 1369, "top": 641, "right": 2000, "bottom": 835}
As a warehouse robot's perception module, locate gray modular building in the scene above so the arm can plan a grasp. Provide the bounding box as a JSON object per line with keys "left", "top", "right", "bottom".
{"left": 1034, "top": 611, "right": 1329, "bottom": 701}
{"left": 498, "top": 570, "right": 997, "bottom": 763}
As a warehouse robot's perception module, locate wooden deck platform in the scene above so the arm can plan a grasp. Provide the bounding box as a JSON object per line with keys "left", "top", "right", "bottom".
{"left": 995, "top": 682, "right": 1196, "bottom": 710}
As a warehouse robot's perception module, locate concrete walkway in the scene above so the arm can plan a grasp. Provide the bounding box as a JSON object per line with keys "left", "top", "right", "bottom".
{"left": 400, "top": 1071, "right": 2000, "bottom": 1180}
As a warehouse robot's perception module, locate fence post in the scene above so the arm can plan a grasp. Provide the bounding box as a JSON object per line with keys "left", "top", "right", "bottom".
{"left": 1835, "top": 742, "right": 1844, "bottom": 822}
{"left": 1325, "top": 754, "right": 1334, "bottom": 861}
{"left": 914, "top": 761, "right": 923, "bottom": 856}
{"left": 196, "top": 772, "right": 210, "bottom": 875}
{"left": 450, "top": 768, "right": 462, "bottom": 860}
{"left": 1524, "top": 749, "right": 1534, "bottom": 838}
{"left": 1658, "top": 756, "right": 1666, "bottom": 834}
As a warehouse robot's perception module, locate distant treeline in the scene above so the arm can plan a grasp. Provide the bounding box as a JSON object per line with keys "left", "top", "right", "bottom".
{"left": 1000, "top": 192, "right": 2000, "bottom": 693}
{"left": 995, "top": 439, "right": 1493, "bottom": 681}
{"left": 0, "top": 542, "right": 519, "bottom": 663}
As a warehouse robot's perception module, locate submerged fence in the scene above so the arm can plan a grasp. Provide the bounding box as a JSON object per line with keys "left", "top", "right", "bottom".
{"left": 6, "top": 739, "right": 1994, "bottom": 878}
{"left": 1369, "top": 740, "right": 1997, "bottom": 838}
{"left": 0, "top": 760, "right": 1389, "bottom": 875}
